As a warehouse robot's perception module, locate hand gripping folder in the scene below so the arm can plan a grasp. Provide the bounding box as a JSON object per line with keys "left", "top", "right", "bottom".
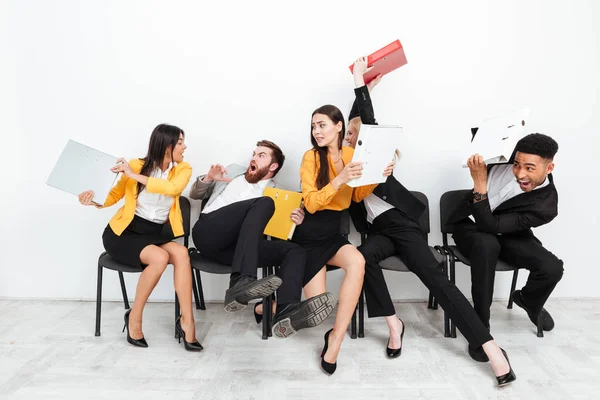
{"left": 262, "top": 187, "right": 303, "bottom": 240}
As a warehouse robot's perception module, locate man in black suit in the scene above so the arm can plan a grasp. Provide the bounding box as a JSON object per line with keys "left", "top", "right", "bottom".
{"left": 450, "top": 133, "right": 563, "bottom": 360}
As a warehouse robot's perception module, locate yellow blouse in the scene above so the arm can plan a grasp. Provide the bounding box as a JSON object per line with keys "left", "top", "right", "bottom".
{"left": 300, "top": 146, "right": 377, "bottom": 214}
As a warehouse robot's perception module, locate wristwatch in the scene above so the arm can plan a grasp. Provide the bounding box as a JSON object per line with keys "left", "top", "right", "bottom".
{"left": 473, "top": 191, "right": 488, "bottom": 202}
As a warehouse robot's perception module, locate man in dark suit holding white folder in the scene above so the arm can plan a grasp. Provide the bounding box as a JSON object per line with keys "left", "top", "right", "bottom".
{"left": 449, "top": 133, "right": 563, "bottom": 360}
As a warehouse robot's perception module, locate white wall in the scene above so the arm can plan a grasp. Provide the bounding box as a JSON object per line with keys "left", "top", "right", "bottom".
{"left": 1, "top": 0, "right": 598, "bottom": 302}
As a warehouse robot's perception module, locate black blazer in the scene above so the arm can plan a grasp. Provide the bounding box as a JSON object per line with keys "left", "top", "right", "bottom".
{"left": 347, "top": 86, "right": 426, "bottom": 233}
{"left": 447, "top": 170, "right": 559, "bottom": 235}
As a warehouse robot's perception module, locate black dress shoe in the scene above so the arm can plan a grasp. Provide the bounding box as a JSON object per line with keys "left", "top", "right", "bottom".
{"left": 496, "top": 348, "right": 517, "bottom": 387}
{"left": 320, "top": 328, "right": 337, "bottom": 375}
{"left": 123, "top": 309, "right": 148, "bottom": 348}
{"left": 386, "top": 318, "right": 405, "bottom": 358}
{"left": 511, "top": 290, "right": 555, "bottom": 331}
{"left": 468, "top": 344, "right": 489, "bottom": 362}
{"left": 224, "top": 275, "right": 282, "bottom": 313}
{"left": 271, "top": 292, "right": 335, "bottom": 338}
{"left": 175, "top": 316, "right": 203, "bottom": 352}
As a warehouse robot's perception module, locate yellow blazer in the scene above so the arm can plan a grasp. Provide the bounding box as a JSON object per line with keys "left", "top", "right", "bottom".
{"left": 102, "top": 159, "right": 192, "bottom": 237}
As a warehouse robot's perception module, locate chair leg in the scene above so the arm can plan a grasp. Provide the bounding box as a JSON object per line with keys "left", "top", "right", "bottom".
{"left": 191, "top": 267, "right": 201, "bottom": 310}
{"left": 358, "top": 290, "right": 365, "bottom": 338}
{"left": 95, "top": 264, "right": 103, "bottom": 337}
{"left": 118, "top": 271, "right": 130, "bottom": 309}
{"left": 537, "top": 313, "right": 544, "bottom": 338}
{"left": 351, "top": 307, "right": 358, "bottom": 339}
{"left": 267, "top": 266, "right": 274, "bottom": 337}
{"left": 174, "top": 293, "right": 181, "bottom": 338}
{"left": 194, "top": 270, "right": 206, "bottom": 310}
{"left": 262, "top": 295, "right": 271, "bottom": 340}
{"left": 507, "top": 270, "right": 519, "bottom": 309}
{"left": 261, "top": 266, "right": 273, "bottom": 340}
{"left": 449, "top": 258, "right": 457, "bottom": 338}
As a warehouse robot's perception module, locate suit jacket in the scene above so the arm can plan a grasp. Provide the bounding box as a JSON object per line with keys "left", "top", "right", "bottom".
{"left": 347, "top": 85, "right": 426, "bottom": 233}
{"left": 103, "top": 159, "right": 192, "bottom": 236}
{"left": 188, "top": 163, "right": 275, "bottom": 210}
{"left": 447, "top": 170, "right": 559, "bottom": 235}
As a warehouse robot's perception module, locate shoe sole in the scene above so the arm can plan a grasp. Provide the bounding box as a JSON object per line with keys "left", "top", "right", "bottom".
{"left": 224, "top": 275, "right": 283, "bottom": 313}
{"left": 272, "top": 292, "right": 336, "bottom": 339}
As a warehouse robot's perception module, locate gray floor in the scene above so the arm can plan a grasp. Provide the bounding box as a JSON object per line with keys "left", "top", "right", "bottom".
{"left": 0, "top": 298, "right": 598, "bottom": 400}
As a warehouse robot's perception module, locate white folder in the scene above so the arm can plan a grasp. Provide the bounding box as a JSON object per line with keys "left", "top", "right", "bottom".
{"left": 47, "top": 140, "right": 119, "bottom": 204}
{"left": 462, "top": 108, "right": 530, "bottom": 167}
{"left": 347, "top": 124, "right": 401, "bottom": 187}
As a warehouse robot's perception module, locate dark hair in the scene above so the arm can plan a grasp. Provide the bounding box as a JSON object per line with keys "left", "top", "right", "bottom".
{"left": 311, "top": 105, "right": 345, "bottom": 189}
{"left": 514, "top": 133, "right": 559, "bottom": 161}
{"left": 137, "top": 124, "right": 184, "bottom": 195}
{"left": 256, "top": 139, "right": 285, "bottom": 177}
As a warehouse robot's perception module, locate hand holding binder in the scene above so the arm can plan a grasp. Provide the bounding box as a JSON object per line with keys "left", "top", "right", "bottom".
{"left": 349, "top": 40, "right": 407, "bottom": 84}
{"left": 262, "top": 187, "right": 304, "bottom": 240}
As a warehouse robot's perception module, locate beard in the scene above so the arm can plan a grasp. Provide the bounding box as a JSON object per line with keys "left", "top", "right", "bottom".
{"left": 244, "top": 163, "right": 270, "bottom": 183}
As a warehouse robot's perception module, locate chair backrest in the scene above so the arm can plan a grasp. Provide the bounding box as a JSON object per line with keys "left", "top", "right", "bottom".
{"left": 179, "top": 196, "right": 192, "bottom": 247}
{"left": 439, "top": 189, "right": 471, "bottom": 236}
{"left": 410, "top": 191, "right": 430, "bottom": 235}
{"left": 339, "top": 209, "right": 350, "bottom": 236}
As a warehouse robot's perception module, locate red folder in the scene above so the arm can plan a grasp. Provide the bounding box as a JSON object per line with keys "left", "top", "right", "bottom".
{"left": 349, "top": 40, "right": 407, "bottom": 84}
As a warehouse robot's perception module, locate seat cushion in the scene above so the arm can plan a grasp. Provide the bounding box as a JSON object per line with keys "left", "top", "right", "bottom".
{"left": 448, "top": 245, "right": 518, "bottom": 271}
{"left": 189, "top": 250, "right": 232, "bottom": 274}
{"left": 98, "top": 252, "right": 143, "bottom": 273}
{"left": 379, "top": 246, "right": 445, "bottom": 272}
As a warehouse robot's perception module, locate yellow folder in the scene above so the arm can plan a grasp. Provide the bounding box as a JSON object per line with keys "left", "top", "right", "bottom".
{"left": 262, "top": 187, "right": 304, "bottom": 240}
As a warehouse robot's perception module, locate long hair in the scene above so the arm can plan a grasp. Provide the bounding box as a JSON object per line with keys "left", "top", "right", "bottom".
{"left": 311, "top": 105, "right": 345, "bottom": 189}
{"left": 137, "top": 124, "right": 184, "bottom": 195}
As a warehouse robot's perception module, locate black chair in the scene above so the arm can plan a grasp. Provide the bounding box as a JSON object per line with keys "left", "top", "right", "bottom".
{"left": 94, "top": 197, "right": 194, "bottom": 337}
{"left": 353, "top": 191, "right": 447, "bottom": 338}
{"left": 184, "top": 197, "right": 276, "bottom": 340}
{"left": 439, "top": 189, "right": 544, "bottom": 338}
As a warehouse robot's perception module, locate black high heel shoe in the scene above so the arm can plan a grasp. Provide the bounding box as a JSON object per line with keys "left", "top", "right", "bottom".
{"left": 320, "top": 328, "right": 337, "bottom": 375}
{"left": 254, "top": 303, "right": 263, "bottom": 324}
{"left": 175, "top": 316, "right": 203, "bottom": 352}
{"left": 496, "top": 348, "right": 517, "bottom": 387}
{"left": 123, "top": 309, "right": 148, "bottom": 348}
{"left": 386, "top": 318, "right": 405, "bottom": 358}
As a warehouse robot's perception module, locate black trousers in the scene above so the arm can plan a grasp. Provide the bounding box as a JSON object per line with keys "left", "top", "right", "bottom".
{"left": 191, "top": 197, "right": 306, "bottom": 305}
{"left": 358, "top": 209, "right": 493, "bottom": 347}
{"left": 453, "top": 219, "right": 564, "bottom": 328}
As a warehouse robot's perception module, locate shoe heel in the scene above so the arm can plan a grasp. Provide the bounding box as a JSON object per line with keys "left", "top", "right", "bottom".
{"left": 225, "top": 300, "right": 247, "bottom": 313}
{"left": 272, "top": 318, "right": 296, "bottom": 339}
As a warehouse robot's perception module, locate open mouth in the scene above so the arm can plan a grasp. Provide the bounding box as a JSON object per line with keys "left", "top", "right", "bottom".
{"left": 249, "top": 163, "right": 257, "bottom": 173}
{"left": 518, "top": 180, "right": 531, "bottom": 189}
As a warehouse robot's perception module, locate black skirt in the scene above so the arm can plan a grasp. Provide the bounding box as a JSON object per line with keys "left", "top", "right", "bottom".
{"left": 102, "top": 215, "right": 173, "bottom": 269}
{"left": 292, "top": 209, "right": 349, "bottom": 285}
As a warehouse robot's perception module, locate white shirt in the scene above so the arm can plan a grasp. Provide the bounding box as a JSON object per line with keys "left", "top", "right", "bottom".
{"left": 135, "top": 163, "right": 175, "bottom": 223}
{"left": 202, "top": 176, "right": 272, "bottom": 214}
{"left": 487, "top": 164, "right": 550, "bottom": 212}
{"left": 364, "top": 193, "right": 394, "bottom": 224}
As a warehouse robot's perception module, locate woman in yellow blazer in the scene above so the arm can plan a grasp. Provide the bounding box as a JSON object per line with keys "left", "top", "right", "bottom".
{"left": 293, "top": 95, "right": 394, "bottom": 374}
{"left": 78, "top": 124, "right": 201, "bottom": 351}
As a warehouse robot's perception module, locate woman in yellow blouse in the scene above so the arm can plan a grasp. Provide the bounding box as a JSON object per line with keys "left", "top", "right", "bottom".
{"left": 293, "top": 98, "right": 393, "bottom": 374}
{"left": 78, "top": 124, "right": 201, "bottom": 351}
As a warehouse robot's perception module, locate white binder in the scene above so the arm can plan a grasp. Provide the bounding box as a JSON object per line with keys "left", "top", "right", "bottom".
{"left": 47, "top": 140, "right": 119, "bottom": 204}
{"left": 347, "top": 124, "right": 401, "bottom": 188}
{"left": 462, "top": 108, "right": 530, "bottom": 167}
